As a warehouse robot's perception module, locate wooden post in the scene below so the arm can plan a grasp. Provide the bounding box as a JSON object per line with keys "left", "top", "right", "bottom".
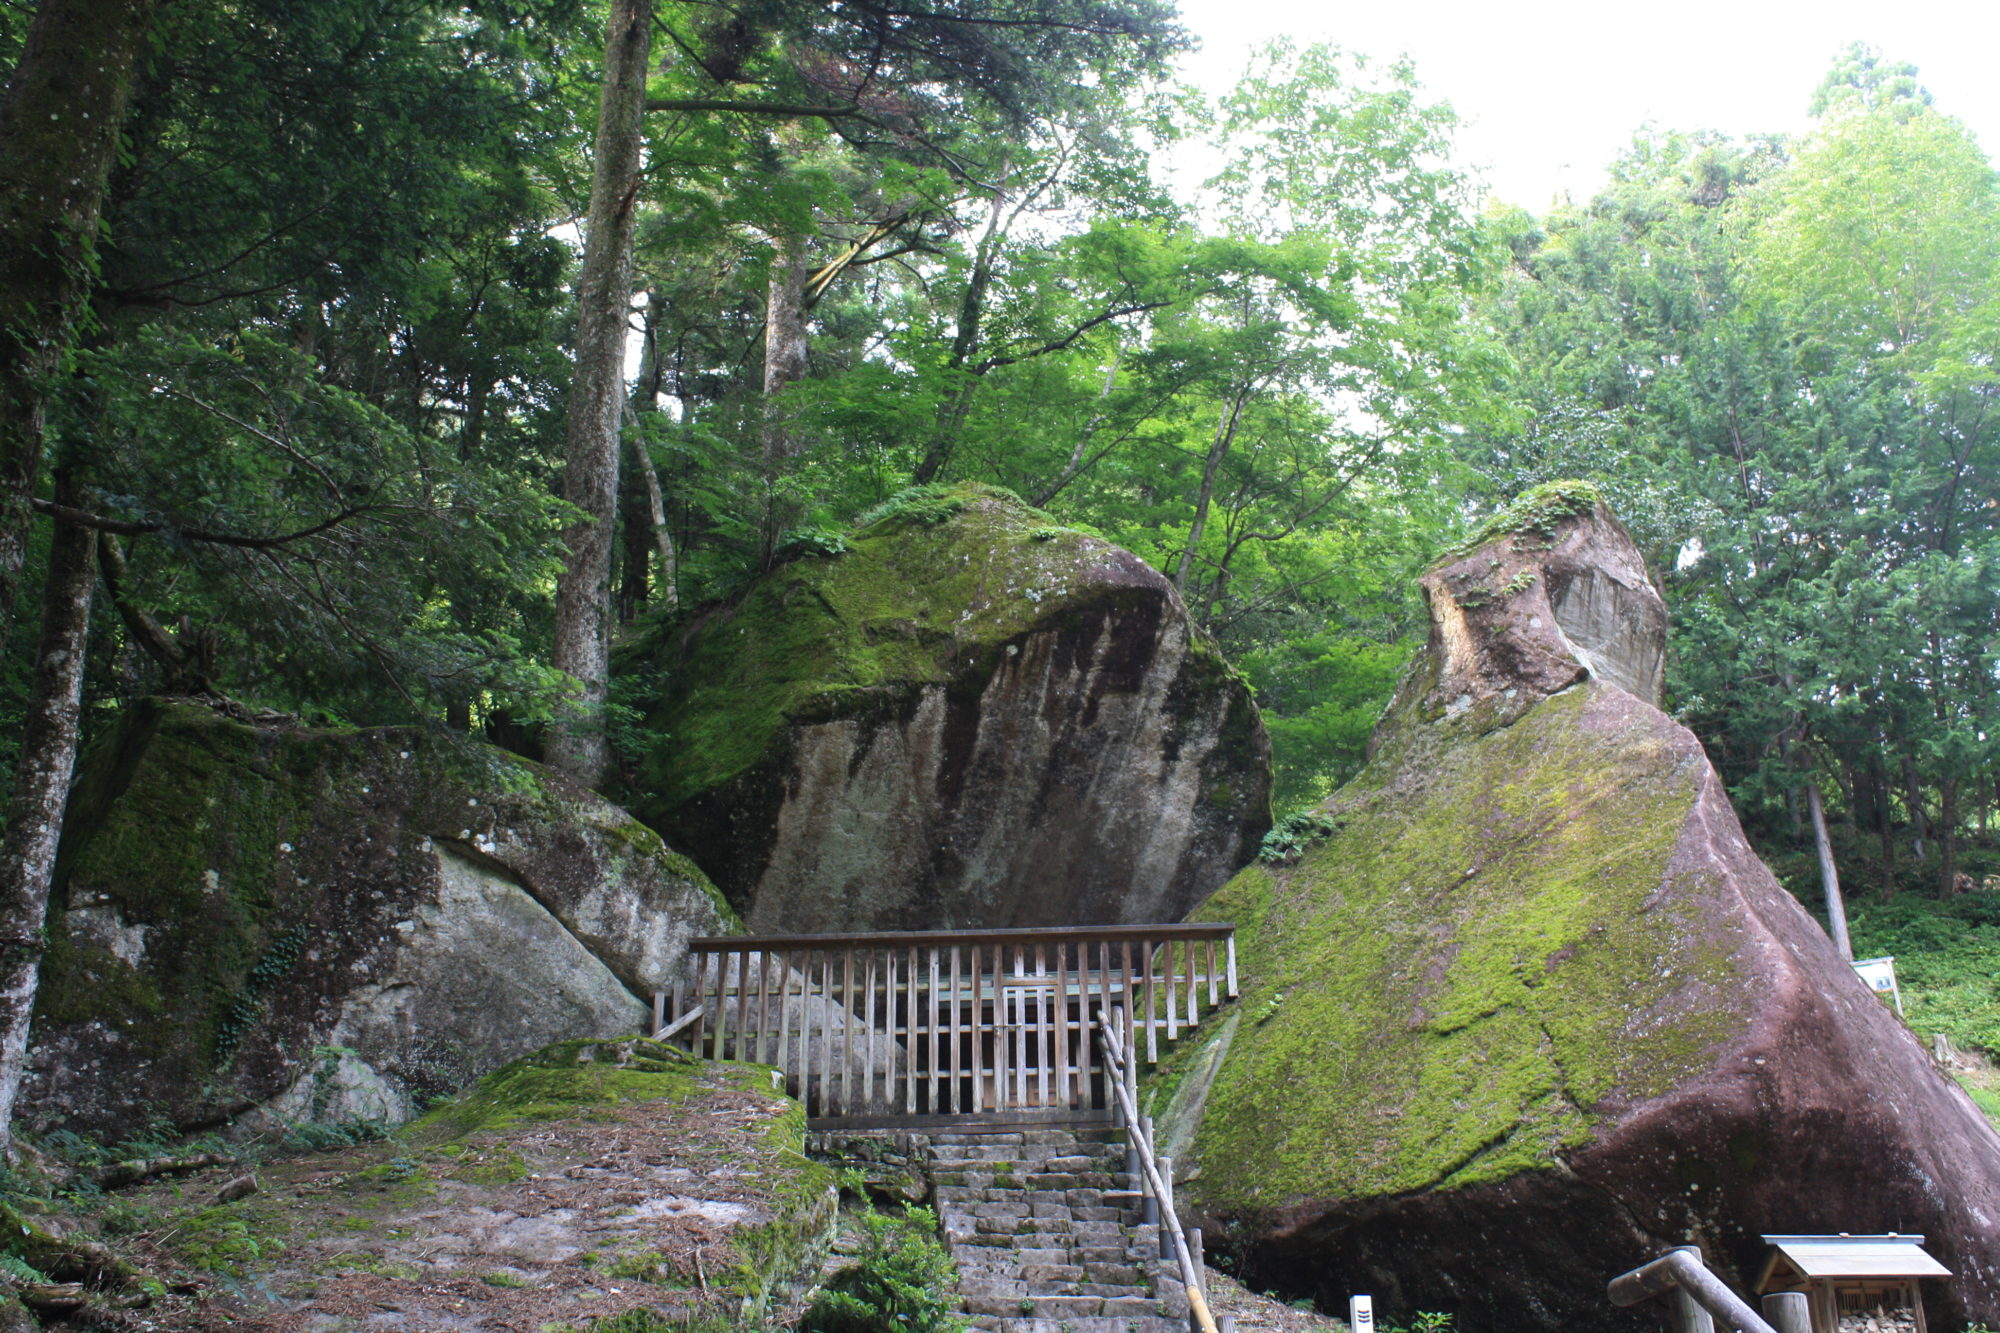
{"left": 1205, "top": 938, "right": 1219, "bottom": 1008}
{"left": 735, "top": 949, "right": 751, "bottom": 1060}
{"left": 1762, "top": 1294, "right": 1810, "bottom": 1333}
{"left": 774, "top": 949, "right": 792, "bottom": 1095}
{"left": 864, "top": 950, "right": 879, "bottom": 1111}
{"left": 947, "top": 945, "right": 962, "bottom": 1114}
{"left": 1225, "top": 935, "right": 1238, "bottom": 998}
{"left": 841, "top": 948, "right": 856, "bottom": 1115}
{"left": 1187, "top": 1224, "right": 1207, "bottom": 1333}
{"left": 1142, "top": 937, "right": 1158, "bottom": 1063}
{"left": 1141, "top": 1114, "right": 1159, "bottom": 1225}
{"left": 1159, "top": 1154, "right": 1175, "bottom": 1259}
{"left": 906, "top": 944, "right": 920, "bottom": 1115}
{"left": 1670, "top": 1247, "right": 1716, "bottom": 1333}
{"left": 652, "top": 989, "right": 666, "bottom": 1038}
{"left": 1166, "top": 937, "right": 1181, "bottom": 1041}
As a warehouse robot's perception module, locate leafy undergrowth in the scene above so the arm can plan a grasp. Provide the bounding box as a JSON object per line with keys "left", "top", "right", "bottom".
{"left": 1847, "top": 890, "right": 2000, "bottom": 1129}
{"left": 1848, "top": 892, "right": 2000, "bottom": 1053}
{"left": 3, "top": 1040, "right": 836, "bottom": 1331}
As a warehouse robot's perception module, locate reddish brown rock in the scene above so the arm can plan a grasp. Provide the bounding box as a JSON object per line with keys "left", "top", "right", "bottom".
{"left": 1167, "top": 484, "right": 2000, "bottom": 1331}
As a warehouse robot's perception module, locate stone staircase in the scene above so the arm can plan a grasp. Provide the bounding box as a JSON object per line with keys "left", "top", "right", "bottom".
{"left": 927, "top": 1125, "right": 1189, "bottom": 1333}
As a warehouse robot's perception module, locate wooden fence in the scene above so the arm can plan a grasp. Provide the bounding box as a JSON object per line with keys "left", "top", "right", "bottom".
{"left": 664, "top": 924, "right": 1236, "bottom": 1127}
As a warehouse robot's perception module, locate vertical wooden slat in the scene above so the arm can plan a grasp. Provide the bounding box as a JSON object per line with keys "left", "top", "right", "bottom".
{"left": 841, "top": 948, "right": 856, "bottom": 1116}
{"left": 808, "top": 948, "right": 824, "bottom": 1112}
{"left": 1226, "top": 934, "right": 1238, "bottom": 998}
{"left": 947, "top": 946, "right": 962, "bottom": 1114}
{"left": 1056, "top": 941, "right": 1074, "bottom": 1108}
{"left": 758, "top": 948, "right": 776, "bottom": 1065}
{"left": 1079, "top": 941, "right": 1096, "bottom": 1109}
{"left": 1186, "top": 938, "right": 1199, "bottom": 1028}
{"left": 1040, "top": 940, "right": 1056, "bottom": 1104}
{"left": 690, "top": 950, "right": 710, "bottom": 1057}
{"left": 652, "top": 989, "right": 666, "bottom": 1038}
{"left": 711, "top": 949, "right": 728, "bottom": 1061}
{"left": 990, "top": 943, "right": 1007, "bottom": 1113}
{"left": 1010, "top": 945, "right": 1026, "bottom": 1109}
{"left": 906, "top": 945, "right": 920, "bottom": 1115}
{"left": 926, "top": 947, "right": 941, "bottom": 1115}
{"left": 713, "top": 948, "right": 729, "bottom": 1060}
{"left": 864, "top": 951, "right": 879, "bottom": 1112}
{"left": 1142, "top": 936, "right": 1158, "bottom": 1063}
{"left": 1206, "top": 938, "right": 1220, "bottom": 1008}
{"left": 1166, "top": 938, "right": 1180, "bottom": 1041}
{"left": 773, "top": 949, "right": 791, "bottom": 1095}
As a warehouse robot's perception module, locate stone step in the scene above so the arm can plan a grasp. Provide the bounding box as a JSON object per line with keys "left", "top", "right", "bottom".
{"left": 969, "top": 1317, "right": 1186, "bottom": 1333}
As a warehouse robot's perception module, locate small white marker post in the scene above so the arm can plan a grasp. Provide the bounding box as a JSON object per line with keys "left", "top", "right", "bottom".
{"left": 1350, "top": 1295, "right": 1374, "bottom": 1333}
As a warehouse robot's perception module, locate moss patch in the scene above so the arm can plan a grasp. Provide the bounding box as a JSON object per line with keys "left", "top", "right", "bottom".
{"left": 1179, "top": 682, "right": 1749, "bottom": 1213}
{"left": 402, "top": 1039, "right": 704, "bottom": 1145}
{"left": 624, "top": 483, "right": 1239, "bottom": 815}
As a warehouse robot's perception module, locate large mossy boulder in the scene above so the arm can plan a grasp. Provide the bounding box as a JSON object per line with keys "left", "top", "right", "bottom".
{"left": 1164, "top": 485, "right": 2000, "bottom": 1331}
{"left": 28, "top": 698, "right": 733, "bottom": 1141}
{"left": 624, "top": 484, "right": 1271, "bottom": 932}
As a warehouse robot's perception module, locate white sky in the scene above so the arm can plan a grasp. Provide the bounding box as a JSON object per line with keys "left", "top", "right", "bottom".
{"left": 1170, "top": 0, "right": 2000, "bottom": 210}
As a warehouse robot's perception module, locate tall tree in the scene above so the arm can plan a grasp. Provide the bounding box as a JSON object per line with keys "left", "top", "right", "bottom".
{"left": 0, "top": 0, "right": 157, "bottom": 652}
{"left": 546, "top": 0, "right": 653, "bottom": 787}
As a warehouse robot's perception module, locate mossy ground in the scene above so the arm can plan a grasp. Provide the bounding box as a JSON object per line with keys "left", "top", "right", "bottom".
{"left": 30, "top": 1042, "right": 835, "bottom": 1331}
{"left": 1174, "top": 682, "right": 1748, "bottom": 1213}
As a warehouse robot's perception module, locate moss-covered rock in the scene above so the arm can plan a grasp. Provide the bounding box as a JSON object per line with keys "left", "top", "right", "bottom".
{"left": 623, "top": 483, "right": 1272, "bottom": 931}
{"left": 1169, "top": 494, "right": 2000, "bottom": 1331}
{"left": 28, "top": 698, "right": 734, "bottom": 1141}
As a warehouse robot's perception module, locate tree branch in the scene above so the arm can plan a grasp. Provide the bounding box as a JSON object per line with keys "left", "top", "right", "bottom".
{"left": 32, "top": 498, "right": 379, "bottom": 549}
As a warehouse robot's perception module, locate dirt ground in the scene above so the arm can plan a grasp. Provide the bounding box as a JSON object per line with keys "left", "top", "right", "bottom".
{"left": 40, "top": 1060, "right": 832, "bottom": 1333}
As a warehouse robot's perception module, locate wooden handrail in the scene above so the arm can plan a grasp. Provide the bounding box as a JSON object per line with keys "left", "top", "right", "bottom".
{"left": 1097, "top": 1008, "right": 1219, "bottom": 1333}
{"left": 1610, "top": 1248, "right": 1777, "bottom": 1333}
{"left": 688, "top": 922, "right": 1237, "bottom": 951}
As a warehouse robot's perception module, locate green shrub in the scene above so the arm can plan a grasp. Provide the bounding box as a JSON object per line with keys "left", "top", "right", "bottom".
{"left": 853, "top": 484, "right": 970, "bottom": 531}
{"left": 778, "top": 527, "right": 851, "bottom": 561}
{"left": 1259, "top": 810, "right": 1340, "bottom": 863}
{"left": 802, "top": 1206, "right": 964, "bottom": 1333}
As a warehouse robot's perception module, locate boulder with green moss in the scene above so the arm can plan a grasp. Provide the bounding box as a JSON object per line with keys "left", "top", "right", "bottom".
{"left": 624, "top": 484, "right": 1271, "bottom": 931}
{"left": 1164, "top": 486, "right": 2000, "bottom": 1330}
{"left": 27, "top": 698, "right": 733, "bottom": 1141}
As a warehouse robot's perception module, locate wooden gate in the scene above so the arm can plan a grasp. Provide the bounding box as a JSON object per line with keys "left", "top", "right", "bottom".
{"left": 662, "top": 924, "right": 1236, "bottom": 1128}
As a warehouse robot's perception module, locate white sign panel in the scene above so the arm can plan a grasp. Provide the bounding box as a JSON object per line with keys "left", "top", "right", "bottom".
{"left": 1350, "top": 1295, "right": 1374, "bottom": 1333}
{"left": 1852, "top": 956, "right": 1903, "bottom": 1016}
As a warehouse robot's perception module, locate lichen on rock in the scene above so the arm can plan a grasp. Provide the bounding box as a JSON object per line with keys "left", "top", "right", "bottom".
{"left": 28, "top": 698, "right": 733, "bottom": 1141}
{"left": 623, "top": 482, "right": 1272, "bottom": 932}
{"left": 1167, "top": 492, "right": 2000, "bottom": 1331}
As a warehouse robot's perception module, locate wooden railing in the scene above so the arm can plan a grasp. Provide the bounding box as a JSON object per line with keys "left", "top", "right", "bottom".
{"left": 1610, "top": 1247, "right": 1787, "bottom": 1333}
{"left": 1097, "top": 1005, "right": 1219, "bottom": 1333}
{"left": 658, "top": 924, "right": 1236, "bottom": 1126}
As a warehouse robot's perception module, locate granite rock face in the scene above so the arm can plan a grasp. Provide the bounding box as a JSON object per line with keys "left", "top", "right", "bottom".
{"left": 625, "top": 485, "right": 1271, "bottom": 933}
{"left": 1167, "top": 485, "right": 2000, "bottom": 1331}
{"left": 28, "top": 698, "right": 732, "bottom": 1139}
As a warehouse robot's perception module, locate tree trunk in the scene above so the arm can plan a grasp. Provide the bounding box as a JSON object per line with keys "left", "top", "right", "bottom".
{"left": 1874, "top": 752, "right": 1896, "bottom": 894}
{"left": 545, "top": 0, "right": 651, "bottom": 788}
{"left": 761, "top": 233, "right": 811, "bottom": 465}
{"left": 1902, "top": 757, "right": 1929, "bottom": 860}
{"left": 0, "top": 0, "right": 158, "bottom": 656}
{"left": 1937, "top": 775, "right": 1960, "bottom": 898}
{"left": 1173, "top": 389, "right": 1249, "bottom": 596}
{"left": 1805, "top": 782, "right": 1852, "bottom": 961}
{"left": 757, "top": 235, "right": 811, "bottom": 567}
{"left": 0, "top": 474, "right": 99, "bottom": 1152}
{"left": 912, "top": 178, "right": 1010, "bottom": 485}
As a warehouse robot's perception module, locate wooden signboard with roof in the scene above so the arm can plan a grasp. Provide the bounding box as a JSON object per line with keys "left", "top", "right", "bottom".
{"left": 1755, "top": 1235, "right": 1951, "bottom": 1333}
